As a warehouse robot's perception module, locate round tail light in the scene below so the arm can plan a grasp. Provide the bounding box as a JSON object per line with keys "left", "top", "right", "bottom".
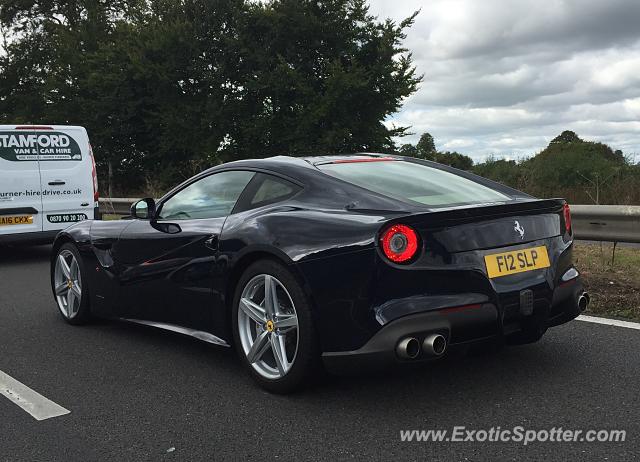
{"left": 380, "top": 224, "right": 419, "bottom": 263}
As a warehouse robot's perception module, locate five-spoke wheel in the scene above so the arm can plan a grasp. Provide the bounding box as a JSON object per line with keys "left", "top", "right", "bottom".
{"left": 238, "top": 274, "right": 299, "bottom": 379}
{"left": 233, "top": 260, "right": 319, "bottom": 393}
{"left": 52, "top": 243, "right": 90, "bottom": 324}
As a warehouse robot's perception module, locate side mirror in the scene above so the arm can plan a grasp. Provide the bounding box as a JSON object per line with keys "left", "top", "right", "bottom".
{"left": 131, "top": 198, "right": 156, "bottom": 220}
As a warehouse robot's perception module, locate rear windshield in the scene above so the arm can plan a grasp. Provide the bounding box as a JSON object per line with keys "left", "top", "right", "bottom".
{"left": 318, "top": 160, "right": 510, "bottom": 207}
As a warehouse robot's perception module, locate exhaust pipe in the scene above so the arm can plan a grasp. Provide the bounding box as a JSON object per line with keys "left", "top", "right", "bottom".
{"left": 396, "top": 337, "right": 420, "bottom": 359}
{"left": 578, "top": 292, "right": 590, "bottom": 311}
{"left": 423, "top": 334, "right": 447, "bottom": 357}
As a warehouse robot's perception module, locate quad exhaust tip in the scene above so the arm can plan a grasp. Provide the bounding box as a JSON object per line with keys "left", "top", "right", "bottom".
{"left": 396, "top": 337, "right": 420, "bottom": 359}
{"left": 578, "top": 292, "right": 590, "bottom": 312}
{"left": 423, "top": 334, "right": 447, "bottom": 357}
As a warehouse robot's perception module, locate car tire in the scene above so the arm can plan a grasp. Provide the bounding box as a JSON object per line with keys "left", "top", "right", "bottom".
{"left": 51, "top": 243, "right": 92, "bottom": 325}
{"left": 232, "top": 259, "right": 320, "bottom": 394}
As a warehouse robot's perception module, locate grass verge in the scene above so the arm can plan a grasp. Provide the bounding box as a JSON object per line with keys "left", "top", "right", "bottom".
{"left": 574, "top": 242, "right": 640, "bottom": 321}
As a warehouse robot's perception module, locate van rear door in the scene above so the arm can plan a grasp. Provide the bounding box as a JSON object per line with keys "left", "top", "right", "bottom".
{"left": 37, "top": 126, "right": 96, "bottom": 232}
{"left": 0, "top": 128, "right": 44, "bottom": 236}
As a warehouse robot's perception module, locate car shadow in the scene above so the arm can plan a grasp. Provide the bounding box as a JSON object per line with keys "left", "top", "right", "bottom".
{"left": 291, "top": 336, "right": 589, "bottom": 404}
{"left": 80, "top": 316, "right": 240, "bottom": 368}
{"left": 83, "top": 314, "right": 588, "bottom": 403}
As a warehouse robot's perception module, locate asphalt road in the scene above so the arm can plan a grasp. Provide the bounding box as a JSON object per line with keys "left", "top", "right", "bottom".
{"left": 1, "top": 245, "right": 639, "bottom": 461}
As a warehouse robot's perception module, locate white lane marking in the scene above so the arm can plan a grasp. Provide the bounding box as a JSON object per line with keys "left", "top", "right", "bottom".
{"left": 577, "top": 315, "right": 640, "bottom": 331}
{"left": 0, "top": 370, "right": 70, "bottom": 421}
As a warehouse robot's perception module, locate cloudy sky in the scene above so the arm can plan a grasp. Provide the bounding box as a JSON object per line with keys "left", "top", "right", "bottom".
{"left": 367, "top": 0, "right": 640, "bottom": 162}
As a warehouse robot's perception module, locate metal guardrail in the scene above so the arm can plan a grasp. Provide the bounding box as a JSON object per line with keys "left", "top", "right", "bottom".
{"left": 571, "top": 205, "right": 640, "bottom": 244}
{"left": 99, "top": 198, "right": 139, "bottom": 216}
{"left": 99, "top": 199, "right": 640, "bottom": 243}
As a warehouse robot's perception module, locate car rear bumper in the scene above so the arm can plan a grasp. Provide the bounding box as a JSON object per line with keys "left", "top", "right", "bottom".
{"left": 322, "top": 276, "right": 585, "bottom": 374}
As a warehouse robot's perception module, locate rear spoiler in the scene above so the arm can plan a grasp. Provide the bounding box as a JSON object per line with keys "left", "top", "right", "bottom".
{"left": 403, "top": 198, "right": 566, "bottom": 227}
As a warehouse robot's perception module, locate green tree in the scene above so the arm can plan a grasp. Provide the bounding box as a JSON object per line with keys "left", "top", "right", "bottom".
{"left": 472, "top": 157, "right": 522, "bottom": 188}
{"left": 520, "top": 131, "right": 629, "bottom": 203}
{"left": 0, "top": 0, "right": 152, "bottom": 192}
{"left": 222, "top": 0, "right": 421, "bottom": 160}
{"left": 415, "top": 132, "right": 436, "bottom": 159}
{"left": 398, "top": 143, "right": 418, "bottom": 157}
{"left": 399, "top": 132, "right": 474, "bottom": 170}
{"left": 550, "top": 130, "right": 581, "bottom": 144}
{"left": 472, "top": 134, "right": 640, "bottom": 204}
{"left": 435, "top": 151, "right": 473, "bottom": 170}
{"left": 0, "top": 0, "right": 421, "bottom": 193}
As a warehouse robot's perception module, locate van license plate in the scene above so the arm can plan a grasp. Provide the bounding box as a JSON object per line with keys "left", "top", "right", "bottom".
{"left": 0, "top": 215, "right": 33, "bottom": 226}
{"left": 484, "top": 246, "right": 550, "bottom": 278}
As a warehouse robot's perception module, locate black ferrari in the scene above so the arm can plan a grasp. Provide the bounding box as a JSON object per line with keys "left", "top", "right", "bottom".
{"left": 51, "top": 154, "right": 587, "bottom": 393}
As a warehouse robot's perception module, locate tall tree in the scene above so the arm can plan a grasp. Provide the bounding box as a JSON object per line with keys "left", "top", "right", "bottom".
{"left": 222, "top": 0, "right": 421, "bottom": 160}
{"left": 0, "top": 0, "right": 150, "bottom": 192}
{"left": 416, "top": 132, "right": 436, "bottom": 159}
{"left": 550, "top": 130, "right": 581, "bottom": 144}
{"left": 0, "top": 0, "right": 421, "bottom": 193}
{"left": 399, "top": 131, "right": 474, "bottom": 170}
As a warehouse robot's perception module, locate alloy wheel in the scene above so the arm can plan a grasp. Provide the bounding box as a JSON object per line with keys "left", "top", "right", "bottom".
{"left": 237, "top": 274, "right": 299, "bottom": 380}
{"left": 53, "top": 249, "right": 82, "bottom": 319}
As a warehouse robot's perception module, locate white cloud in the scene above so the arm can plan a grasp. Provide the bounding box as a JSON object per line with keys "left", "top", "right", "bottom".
{"left": 367, "top": 0, "right": 640, "bottom": 161}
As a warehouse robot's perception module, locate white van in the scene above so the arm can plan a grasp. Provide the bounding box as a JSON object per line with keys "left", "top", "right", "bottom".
{"left": 0, "top": 125, "right": 99, "bottom": 244}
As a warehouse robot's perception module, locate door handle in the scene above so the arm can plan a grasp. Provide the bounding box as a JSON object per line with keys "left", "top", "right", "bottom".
{"left": 205, "top": 235, "right": 219, "bottom": 250}
{"left": 48, "top": 180, "right": 66, "bottom": 186}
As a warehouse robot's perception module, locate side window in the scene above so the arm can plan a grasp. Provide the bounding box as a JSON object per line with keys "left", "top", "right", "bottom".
{"left": 251, "top": 176, "right": 297, "bottom": 205}
{"left": 245, "top": 174, "right": 300, "bottom": 209}
{"left": 158, "top": 171, "right": 254, "bottom": 220}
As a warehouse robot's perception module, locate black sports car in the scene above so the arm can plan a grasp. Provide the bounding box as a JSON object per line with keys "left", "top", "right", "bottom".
{"left": 51, "top": 154, "right": 588, "bottom": 393}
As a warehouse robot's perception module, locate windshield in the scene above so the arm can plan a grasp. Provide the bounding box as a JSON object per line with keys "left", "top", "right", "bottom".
{"left": 318, "top": 160, "right": 510, "bottom": 207}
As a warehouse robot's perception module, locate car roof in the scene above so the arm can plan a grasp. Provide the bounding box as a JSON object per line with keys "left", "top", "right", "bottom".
{"left": 205, "top": 153, "right": 401, "bottom": 176}
{"left": 170, "top": 153, "right": 527, "bottom": 209}
{"left": 162, "top": 153, "right": 415, "bottom": 211}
